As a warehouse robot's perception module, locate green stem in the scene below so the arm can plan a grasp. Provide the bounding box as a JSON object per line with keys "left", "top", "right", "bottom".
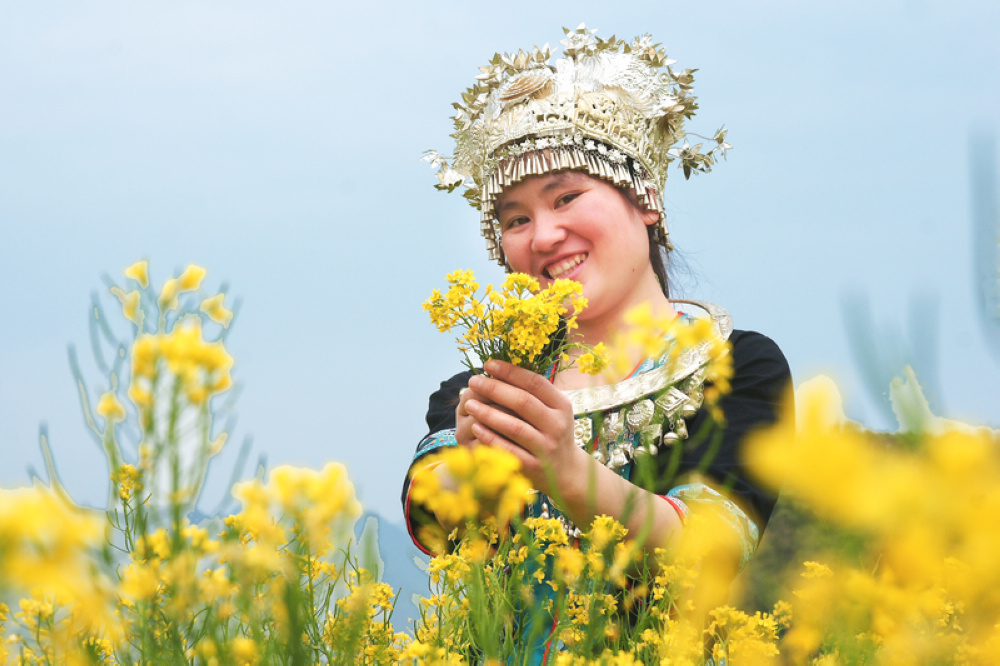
{"left": 167, "top": 375, "right": 183, "bottom": 553}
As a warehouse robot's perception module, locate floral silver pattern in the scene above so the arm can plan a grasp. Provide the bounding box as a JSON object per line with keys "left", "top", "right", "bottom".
{"left": 536, "top": 301, "right": 733, "bottom": 536}
{"left": 422, "top": 25, "right": 732, "bottom": 264}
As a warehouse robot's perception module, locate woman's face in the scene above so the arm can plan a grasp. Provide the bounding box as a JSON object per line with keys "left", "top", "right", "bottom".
{"left": 497, "top": 170, "right": 660, "bottom": 325}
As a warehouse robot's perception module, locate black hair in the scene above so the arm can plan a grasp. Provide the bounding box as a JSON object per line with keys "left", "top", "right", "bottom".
{"left": 647, "top": 224, "right": 671, "bottom": 298}
{"left": 616, "top": 185, "right": 672, "bottom": 299}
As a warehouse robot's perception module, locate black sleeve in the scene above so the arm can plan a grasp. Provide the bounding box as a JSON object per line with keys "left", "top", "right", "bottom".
{"left": 400, "top": 370, "right": 475, "bottom": 538}
{"left": 652, "top": 330, "right": 792, "bottom": 532}
{"left": 423, "top": 370, "right": 475, "bottom": 436}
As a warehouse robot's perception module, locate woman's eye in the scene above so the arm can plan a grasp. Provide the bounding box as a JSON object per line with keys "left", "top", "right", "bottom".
{"left": 556, "top": 192, "right": 580, "bottom": 207}
{"left": 503, "top": 217, "right": 529, "bottom": 231}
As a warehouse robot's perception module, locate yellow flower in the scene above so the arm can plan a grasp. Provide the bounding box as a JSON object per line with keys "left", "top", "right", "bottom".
{"left": 747, "top": 380, "right": 927, "bottom": 530}
{"left": 128, "top": 383, "right": 153, "bottom": 410}
{"left": 161, "top": 319, "right": 234, "bottom": 401}
{"left": 230, "top": 462, "right": 362, "bottom": 556}
{"left": 229, "top": 636, "right": 259, "bottom": 665}
{"left": 0, "top": 485, "right": 106, "bottom": 609}
{"left": 411, "top": 446, "right": 531, "bottom": 528}
{"left": 502, "top": 272, "right": 539, "bottom": 293}
{"left": 524, "top": 516, "right": 571, "bottom": 553}
{"left": 585, "top": 515, "right": 628, "bottom": 550}
{"left": 124, "top": 260, "right": 149, "bottom": 288}
{"left": 131, "top": 333, "right": 161, "bottom": 380}
{"left": 159, "top": 277, "right": 179, "bottom": 311}
{"left": 576, "top": 342, "right": 608, "bottom": 375}
{"left": 425, "top": 269, "right": 592, "bottom": 375}
{"left": 179, "top": 264, "right": 207, "bottom": 291}
{"left": 200, "top": 293, "right": 233, "bottom": 327}
{"left": 16, "top": 596, "right": 54, "bottom": 628}
{"left": 137, "top": 527, "right": 172, "bottom": 561}
{"left": 126, "top": 321, "right": 235, "bottom": 416}
{"left": 111, "top": 463, "right": 143, "bottom": 501}
{"left": 603, "top": 304, "right": 732, "bottom": 393}
{"left": 801, "top": 561, "right": 834, "bottom": 579}
{"left": 199, "top": 567, "right": 235, "bottom": 602}
{"left": 96, "top": 391, "right": 126, "bottom": 423}
{"left": 110, "top": 286, "right": 142, "bottom": 325}
{"left": 120, "top": 561, "right": 161, "bottom": 600}
{"left": 553, "top": 546, "right": 586, "bottom": 585}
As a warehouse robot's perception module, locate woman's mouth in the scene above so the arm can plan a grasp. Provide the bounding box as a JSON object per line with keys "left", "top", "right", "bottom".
{"left": 544, "top": 253, "right": 587, "bottom": 280}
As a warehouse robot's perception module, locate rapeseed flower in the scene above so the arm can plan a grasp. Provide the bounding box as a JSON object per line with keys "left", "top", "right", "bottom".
{"left": 130, "top": 318, "right": 234, "bottom": 409}
{"left": 576, "top": 342, "right": 608, "bottom": 375}
{"left": 707, "top": 605, "right": 787, "bottom": 664}
{"left": 553, "top": 546, "right": 586, "bottom": 585}
{"left": 119, "top": 561, "right": 161, "bottom": 601}
{"left": 110, "top": 286, "right": 142, "bottom": 325}
{"left": 424, "top": 269, "right": 604, "bottom": 376}
{"left": 410, "top": 446, "right": 532, "bottom": 530}
{"left": 23, "top": 258, "right": 1000, "bottom": 664}
{"left": 745, "top": 372, "right": 1000, "bottom": 662}
{"left": 604, "top": 304, "right": 732, "bottom": 405}
{"left": 229, "top": 636, "right": 259, "bottom": 664}
{"left": 0, "top": 486, "right": 118, "bottom": 642}
{"left": 110, "top": 463, "right": 143, "bottom": 502}
{"left": 259, "top": 462, "right": 363, "bottom": 551}
{"left": 4, "top": 260, "right": 427, "bottom": 665}
{"left": 585, "top": 514, "right": 629, "bottom": 551}
{"left": 178, "top": 264, "right": 207, "bottom": 291}
{"left": 124, "top": 260, "right": 149, "bottom": 288}
{"left": 159, "top": 277, "right": 179, "bottom": 312}
{"left": 96, "top": 391, "right": 126, "bottom": 423}
{"left": 200, "top": 293, "right": 233, "bottom": 327}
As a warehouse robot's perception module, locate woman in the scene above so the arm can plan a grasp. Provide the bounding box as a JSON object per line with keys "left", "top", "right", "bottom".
{"left": 401, "top": 24, "right": 791, "bottom": 654}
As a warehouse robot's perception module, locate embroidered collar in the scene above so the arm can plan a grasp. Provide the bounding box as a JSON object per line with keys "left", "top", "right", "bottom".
{"left": 564, "top": 300, "right": 732, "bottom": 416}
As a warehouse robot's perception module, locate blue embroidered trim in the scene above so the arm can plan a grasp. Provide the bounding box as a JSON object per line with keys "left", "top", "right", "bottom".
{"left": 414, "top": 429, "right": 458, "bottom": 461}
{"left": 667, "top": 483, "right": 760, "bottom": 571}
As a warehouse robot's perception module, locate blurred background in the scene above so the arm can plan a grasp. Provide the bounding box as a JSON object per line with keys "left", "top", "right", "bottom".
{"left": 2, "top": 0, "right": 998, "bottom": 620}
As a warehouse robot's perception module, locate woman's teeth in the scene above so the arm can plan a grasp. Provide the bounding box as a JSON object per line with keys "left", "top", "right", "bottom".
{"left": 546, "top": 254, "right": 586, "bottom": 279}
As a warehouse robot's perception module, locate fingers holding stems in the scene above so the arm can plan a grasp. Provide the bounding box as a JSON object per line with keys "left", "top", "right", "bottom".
{"left": 455, "top": 386, "right": 487, "bottom": 447}
{"left": 453, "top": 361, "right": 681, "bottom": 554}
{"left": 464, "top": 360, "right": 586, "bottom": 495}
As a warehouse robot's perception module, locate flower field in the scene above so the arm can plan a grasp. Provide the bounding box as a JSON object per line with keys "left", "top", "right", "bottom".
{"left": 2, "top": 263, "right": 999, "bottom": 664}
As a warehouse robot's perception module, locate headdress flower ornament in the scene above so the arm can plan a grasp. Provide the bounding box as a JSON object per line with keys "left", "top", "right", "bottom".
{"left": 423, "top": 24, "right": 732, "bottom": 265}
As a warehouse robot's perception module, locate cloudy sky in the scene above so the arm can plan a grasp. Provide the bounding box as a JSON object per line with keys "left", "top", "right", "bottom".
{"left": 2, "top": 0, "right": 998, "bottom": 523}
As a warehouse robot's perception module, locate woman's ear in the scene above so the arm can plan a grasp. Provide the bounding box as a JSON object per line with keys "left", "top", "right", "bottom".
{"left": 641, "top": 207, "right": 660, "bottom": 227}
{"left": 641, "top": 186, "right": 660, "bottom": 226}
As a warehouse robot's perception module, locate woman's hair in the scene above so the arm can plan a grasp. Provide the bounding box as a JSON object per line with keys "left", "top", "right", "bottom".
{"left": 647, "top": 224, "right": 671, "bottom": 299}
{"left": 617, "top": 184, "right": 672, "bottom": 299}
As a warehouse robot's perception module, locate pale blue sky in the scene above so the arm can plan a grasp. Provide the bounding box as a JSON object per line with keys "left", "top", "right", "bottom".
{"left": 2, "top": 1, "right": 998, "bottom": 522}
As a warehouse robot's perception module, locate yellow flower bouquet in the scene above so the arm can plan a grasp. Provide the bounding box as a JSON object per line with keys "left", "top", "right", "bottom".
{"left": 423, "top": 269, "right": 607, "bottom": 376}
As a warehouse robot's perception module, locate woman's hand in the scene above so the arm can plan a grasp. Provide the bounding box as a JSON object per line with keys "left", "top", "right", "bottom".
{"left": 455, "top": 383, "right": 488, "bottom": 448}
{"left": 457, "top": 360, "right": 684, "bottom": 557}
{"left": 462, "top": 359, "right": 589, "bottom": 498}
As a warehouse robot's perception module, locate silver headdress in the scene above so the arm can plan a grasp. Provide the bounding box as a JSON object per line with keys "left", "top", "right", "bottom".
{"left": 423, "top": 24, "right": 732, "bottom": 264}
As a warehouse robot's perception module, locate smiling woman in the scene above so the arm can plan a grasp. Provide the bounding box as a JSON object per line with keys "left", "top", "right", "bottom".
{"left": 496, "top": 171, "right": 664, "bottom": 347}
{"left": 403, "top": 24, "right": 791, "bottom": 660}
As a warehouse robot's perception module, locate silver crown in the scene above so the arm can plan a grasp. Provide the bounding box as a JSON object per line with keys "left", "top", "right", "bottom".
{"left": 423, "top": 24, "right": 732, "bottom": 264}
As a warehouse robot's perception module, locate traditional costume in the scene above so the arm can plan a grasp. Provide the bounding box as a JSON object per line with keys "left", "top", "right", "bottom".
{"left": 403, "top": 24, "right": 791, "bottom": 661}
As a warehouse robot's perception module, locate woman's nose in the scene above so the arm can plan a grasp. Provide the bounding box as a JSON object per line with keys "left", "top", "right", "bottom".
{"left": 529, "top": 212, "right": 567, "bottom": 254}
